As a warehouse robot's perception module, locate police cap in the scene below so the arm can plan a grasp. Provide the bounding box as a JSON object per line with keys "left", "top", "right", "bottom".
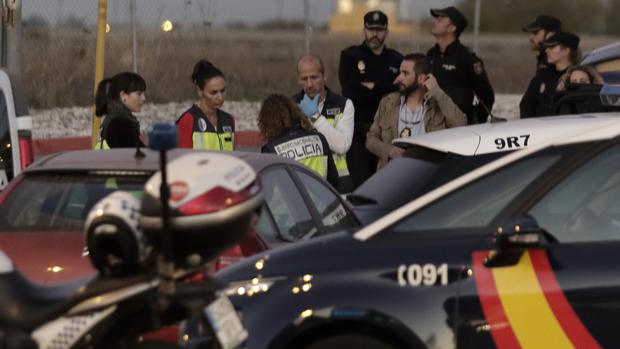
{"left": 364, "top": 10, "right": 388, "bottom": 30}
{"left": 522, "top": 15, "right": 562, "bottom": 33}
{"left": 430, "top": 7, "right": 468, "bottom": 35}
{"left": 542, "top": 31, "right": 580, "bottom": 50}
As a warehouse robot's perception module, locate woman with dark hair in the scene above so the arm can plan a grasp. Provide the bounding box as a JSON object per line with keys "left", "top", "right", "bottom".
{"left": 177, "top": 60, "right": 234, "bottom": 150}
{"left": 553, "top": 65, "right": 606, "bottom": 115}
{"left": 521, "top": 31, "right": 581, "bottom": 118}
{"left": 259, "top": 94, "right": 338, "bottom": 188}
{"left": 94, "top": 72, "right": 146, "bottom": 149}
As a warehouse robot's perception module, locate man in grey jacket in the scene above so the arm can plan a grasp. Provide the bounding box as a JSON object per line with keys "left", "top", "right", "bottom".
{"left": 367, "top": 53, "right": 466, "bottom": 170}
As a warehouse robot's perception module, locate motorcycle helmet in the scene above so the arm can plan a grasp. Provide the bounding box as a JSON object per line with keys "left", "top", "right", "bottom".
{"left": 140, "top": 152, "right": 263, "bottom": 267}
{"left": 84, "top": 191, "right": 152, "bottom": 277}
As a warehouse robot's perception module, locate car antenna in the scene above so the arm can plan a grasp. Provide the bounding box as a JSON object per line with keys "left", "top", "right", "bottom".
{"left": 475, "top": 93, "right": 507, "bottom": 123}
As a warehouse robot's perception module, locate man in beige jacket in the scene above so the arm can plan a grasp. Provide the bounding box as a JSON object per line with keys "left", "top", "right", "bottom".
{"left": 366, "top": 53, "right": 466, "bottom": 169}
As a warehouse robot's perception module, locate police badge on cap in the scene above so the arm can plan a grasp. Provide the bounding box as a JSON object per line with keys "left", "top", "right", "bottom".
{"left": 364, "top": 10, "right": 388, "bottom": 30}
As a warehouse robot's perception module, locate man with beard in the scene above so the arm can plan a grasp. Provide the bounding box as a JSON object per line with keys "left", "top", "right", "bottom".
{"left": 427, "top": 7, "right": 494, "bottom": 124}
{"left": 339, "top": 10, "right": 402, "bottom": 187}
{"left": 366, "top": 53, "right": 466, "bottom": 170}
{"left": 519, "top": 15, "right": 562, "bottom": 118}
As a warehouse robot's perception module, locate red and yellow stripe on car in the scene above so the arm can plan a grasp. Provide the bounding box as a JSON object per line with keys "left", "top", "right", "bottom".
{"left": 472, "top": 249, "right": 601, "bottom": 349}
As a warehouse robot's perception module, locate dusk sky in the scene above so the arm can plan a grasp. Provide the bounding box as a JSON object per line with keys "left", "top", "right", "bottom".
{"left": 22, "top": 0, "right": 457, "bottom": 27}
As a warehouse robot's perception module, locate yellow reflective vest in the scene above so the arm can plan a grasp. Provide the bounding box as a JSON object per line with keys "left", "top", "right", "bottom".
{"left": 176, "top": 105, "right": 235, "bottom": 151}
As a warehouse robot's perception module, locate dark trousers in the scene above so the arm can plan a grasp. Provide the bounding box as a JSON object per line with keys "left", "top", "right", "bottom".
{"left": 346, "top": 133, "right": 377, "bottom": 189}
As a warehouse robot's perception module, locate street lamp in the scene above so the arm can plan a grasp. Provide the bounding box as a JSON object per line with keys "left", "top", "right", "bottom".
{"left": 162, "top": 20, "right": 173, "bottom": 32}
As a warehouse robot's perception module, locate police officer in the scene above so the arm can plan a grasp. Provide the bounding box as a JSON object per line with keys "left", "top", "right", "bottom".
{"left": 339, "top": 10, "right": 402, "bottom": 188}
{"left": 293, "top": 54, "right": 355, "bottom": 193}
{"left": 520, "top": 15, "right": 562, "bottom": 118}
{"left": 521, "top": 31, "right": 581, "bottom": 118}
{"left": 259, "top": 94, "right": 338, "bottom": 188}
{"left": 177, "top": 60, "right": 235, "bottom": 151}
{"left": 427, "top": 7, "right": 494, "bottom": 124}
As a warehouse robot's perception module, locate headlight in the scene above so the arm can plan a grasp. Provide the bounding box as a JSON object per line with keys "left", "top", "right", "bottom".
{"left": 224, "top": 276, "right": 286, "bottom": 297}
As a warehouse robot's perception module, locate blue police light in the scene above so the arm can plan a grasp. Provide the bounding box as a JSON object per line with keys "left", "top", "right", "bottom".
{"left": 147, "top": 122, "right": 178, "bottom": 151}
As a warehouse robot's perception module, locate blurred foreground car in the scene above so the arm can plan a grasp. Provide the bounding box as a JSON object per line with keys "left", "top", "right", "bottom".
{"left": 349, "top": 113, "right": 620, "bottom": 225}
{"left": 0, "top": 148, "right": 358, "bottom": 285}
{"left": 196, "top": 113, "right": 620, "bottom": 348}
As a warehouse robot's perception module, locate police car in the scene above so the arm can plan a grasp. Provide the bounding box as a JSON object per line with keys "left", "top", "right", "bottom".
{"left": 349, "top": 114, "right": 620, "bottom": 225}
{"left": 182, "top": 108, "right": 620, "bottom": 349}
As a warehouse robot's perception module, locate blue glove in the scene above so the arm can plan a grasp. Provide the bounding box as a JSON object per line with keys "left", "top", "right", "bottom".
{"left": 298, "top": 94, "right": 319, "bottom": 118}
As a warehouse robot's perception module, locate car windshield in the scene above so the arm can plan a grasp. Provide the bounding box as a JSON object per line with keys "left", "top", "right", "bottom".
{"left": 379, "top": 151, "right": 563, "bottom": 237}
{"left": 352, "top": 146, "right": 503, "bottom": 209}
{"left": 0, "top": 173, "right": 150, "bottom": 232}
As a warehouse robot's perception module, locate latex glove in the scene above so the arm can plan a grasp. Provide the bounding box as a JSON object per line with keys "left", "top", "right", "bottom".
{"left": 298, "top": 94, "right": 320, "bottom": 118}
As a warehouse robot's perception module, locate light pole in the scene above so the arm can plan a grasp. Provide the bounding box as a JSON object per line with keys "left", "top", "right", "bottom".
{"left": 130, "top": 0, "right": 138, "bottom": 73}
{"left": 304, "top": 0, "right": 310, "bottom": 54}
{"left": 474, "top": 0, "right": 481, "bottom": 53}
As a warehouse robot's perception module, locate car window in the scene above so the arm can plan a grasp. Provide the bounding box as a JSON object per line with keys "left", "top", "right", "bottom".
{"left": 529, "top": 143, "right": 620, "bottom": 242}
{"left": 380, "top": 153, "right": 561, "bottom": 237}
{"left": 296, "top": 170, "right": 355, "bottom": 231}
{"left": 254, "top": 203, "right": 278, "bottom": 241}
{"left": 260, "top": 167, "right": 316, "bottom": 241}
{"left": 0, "top": 174, "right": 149, "bottom": 231}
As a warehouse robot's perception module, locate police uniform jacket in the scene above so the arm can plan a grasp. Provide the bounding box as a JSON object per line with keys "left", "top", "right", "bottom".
{"left": 262, "top": 125, "right": 338, "bottom": 189}
{"left": 176, "top": 105, "right": 235, "bottom": 151}
{"left": 95, "top": 101, "right": 143, "bottom": 149}
{"left": 366, "top": 87, "right": 467, "bottom": 169}
{"left": 339, "top": 42, "right": 402, "bottom": 134}
{"left": 427, "top": 40, "right": 495, "bottom": 124}
{"left": 292, "top": 88, "right": 355, "bottom": 193}
{"left": 520, "top": 67, "right": 565, "bottom": 118}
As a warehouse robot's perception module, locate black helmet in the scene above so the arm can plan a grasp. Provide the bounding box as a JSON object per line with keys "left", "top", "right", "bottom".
{"left": 84, "top": 191, "right": 152, "bottom": 277}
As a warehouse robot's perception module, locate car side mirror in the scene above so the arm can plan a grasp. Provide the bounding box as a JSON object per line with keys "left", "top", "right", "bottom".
{"left": 485, "top": 215, "right": 549, "bottom": 267}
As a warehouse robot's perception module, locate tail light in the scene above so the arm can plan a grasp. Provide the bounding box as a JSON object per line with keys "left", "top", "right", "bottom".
{"left": 178, "top": 181, "right": 260, "bottom": 216}
{"left": 17, "top": 117, "right": 33, "bottom": 171}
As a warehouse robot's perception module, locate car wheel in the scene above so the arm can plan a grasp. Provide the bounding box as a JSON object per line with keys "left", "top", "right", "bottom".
{"left": 305, "top": 333, "right": 399, "bottom": 349}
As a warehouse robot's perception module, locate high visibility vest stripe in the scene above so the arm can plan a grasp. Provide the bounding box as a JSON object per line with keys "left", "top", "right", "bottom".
{"left": 192, "top": 131, "right": 233, "bottom": 151}
{"left": 300, "top": 155, "right": 328, "bottom": 178}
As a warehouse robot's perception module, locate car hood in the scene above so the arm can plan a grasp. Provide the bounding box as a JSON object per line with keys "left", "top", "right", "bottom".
{"left": 0, "top": 231, "right": 95, "bottom": 285}
{"left": 216, "top": 231, "right": 361, "bottom": 282}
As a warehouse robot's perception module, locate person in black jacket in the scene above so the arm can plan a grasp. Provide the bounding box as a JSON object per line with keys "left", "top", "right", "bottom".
{"left": 94, "top": 72, "right": 146, "bottom": 149}
{"left": 338, "top": 10, "right": 402, "bottom": 188}
{"left": 520, "top": 31, "right": 580, "bottom": 118}
{"left": 258, "top": 94, "right": 338, "bottom": 188}
{"left": 427, "top": 7, "right": 494, "bottom": 125}
{"left": 520, "top": 15, "right": 562, "bottom": 118}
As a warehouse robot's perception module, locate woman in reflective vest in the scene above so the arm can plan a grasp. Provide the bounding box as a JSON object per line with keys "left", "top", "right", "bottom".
{"left": 259, "top": 94, "right": 338, "bottom": 188}
{"left": 177, "top": 60, "right": 235, "bottom": 150}
{"left": 94, "top": 72, "right": 147, "bottom": 149}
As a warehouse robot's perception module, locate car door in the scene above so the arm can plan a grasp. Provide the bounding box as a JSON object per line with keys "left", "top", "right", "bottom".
{"left": 458, "top": 140, "right": 620, "bottom": 348}
{"left": 290, "top": 166, "right": 359, "bottom": 233}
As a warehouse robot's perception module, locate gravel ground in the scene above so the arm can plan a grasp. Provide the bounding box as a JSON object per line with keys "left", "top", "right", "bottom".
{"left": 31, "top": 95, "right": 521, "bottom": 139}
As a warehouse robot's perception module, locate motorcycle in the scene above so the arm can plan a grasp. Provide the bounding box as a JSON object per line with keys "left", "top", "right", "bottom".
{"left": 0, "top": 122, "right": 263, "bottom": 349}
